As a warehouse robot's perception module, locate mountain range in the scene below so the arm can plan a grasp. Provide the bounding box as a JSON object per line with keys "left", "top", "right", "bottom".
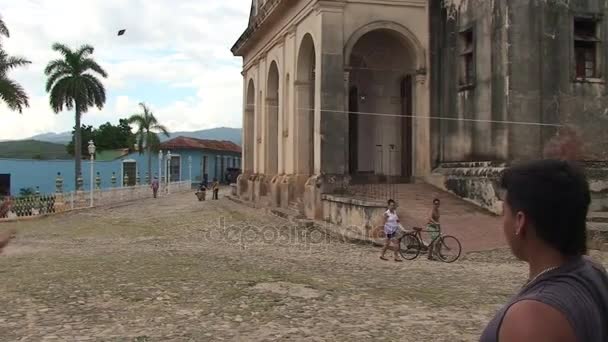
{"left": 27, "top": 127, "right": 242, "bottom": 145}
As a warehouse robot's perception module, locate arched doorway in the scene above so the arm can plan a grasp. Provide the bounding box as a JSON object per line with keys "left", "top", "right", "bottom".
{"left": 265, "top": 61, "right": 279, "bottom": 175}
{"left": 295, "top": 34, "right": 316, "bottom": 175}
{"left": 348, "top": 29, "right": 415, "bottom": 181}
{"left": 244, "top": 79, "right": 255, "bottom": 173}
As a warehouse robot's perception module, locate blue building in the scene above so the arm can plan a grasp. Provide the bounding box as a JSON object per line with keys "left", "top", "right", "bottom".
{"left": 0, "top": 136, "right": 241, "bottom": 196}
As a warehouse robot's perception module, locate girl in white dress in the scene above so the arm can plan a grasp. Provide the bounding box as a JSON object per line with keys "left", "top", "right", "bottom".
{"left": 380, "top": 199, "right": 402, "bottom": 262}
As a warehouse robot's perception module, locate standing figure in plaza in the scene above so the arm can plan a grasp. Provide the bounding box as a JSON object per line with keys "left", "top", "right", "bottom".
{"left": 426, "top": 198, "right": 441, "bottom": 260}
{"left": 151, "top": 176, "right": 159, "bottom": 198}
{"left": 211, "top": 178, "right": 219, "bottom": 200}
{"left": 480, "top": 160, "right": 608, "bottom": 342}
{"left": 196, "top": 182, "right": 207, "bottom": 201}
{"left": 380, "top": 199, "right": 402, "bottom": 262}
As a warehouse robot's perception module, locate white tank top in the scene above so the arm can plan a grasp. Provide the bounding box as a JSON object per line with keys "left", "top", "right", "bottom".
{"left": 384, "top": 209, "right": 399, "bottom": 233}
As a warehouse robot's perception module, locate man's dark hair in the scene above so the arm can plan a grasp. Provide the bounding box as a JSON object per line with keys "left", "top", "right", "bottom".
{"left": 388, "top": 199, "right": 395, "bottom": 205}
{"left": 500, "top": 159, "right": 590, "bottom": 256}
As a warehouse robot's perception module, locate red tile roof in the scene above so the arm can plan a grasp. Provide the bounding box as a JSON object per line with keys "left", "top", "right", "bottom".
{"left": 160, "top": 136, "right": 241, "bottom": 154}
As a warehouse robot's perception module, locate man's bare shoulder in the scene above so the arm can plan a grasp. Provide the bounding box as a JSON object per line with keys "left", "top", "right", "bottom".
{"left": 499, "top": 299, "right": 577, "bottom": 342}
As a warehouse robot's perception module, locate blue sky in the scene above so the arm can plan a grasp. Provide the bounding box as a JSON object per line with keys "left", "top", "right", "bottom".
{"left": 0, "top": 0, "right": 251, "bottom": 140}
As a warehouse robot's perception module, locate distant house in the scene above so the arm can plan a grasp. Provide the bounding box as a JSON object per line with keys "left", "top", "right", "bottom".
{"left": 0, "top": 136, "right": 241, "bottom": 196}
{"left": 159, "top": 136, "right": 242, "bottom": 184}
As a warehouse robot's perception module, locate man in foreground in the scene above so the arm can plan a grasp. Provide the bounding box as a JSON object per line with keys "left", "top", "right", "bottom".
{"left": 480, "top": 160, "right": 608, "bottom": 341}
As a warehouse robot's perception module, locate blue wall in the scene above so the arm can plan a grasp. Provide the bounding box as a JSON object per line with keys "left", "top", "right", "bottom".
{"left": 0, "top": 148, "right": 241, "bottom": 196}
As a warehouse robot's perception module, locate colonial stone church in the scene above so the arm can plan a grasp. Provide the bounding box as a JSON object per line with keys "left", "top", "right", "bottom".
{"left": 232, "top": 0, "right": 608, "bottom": 220}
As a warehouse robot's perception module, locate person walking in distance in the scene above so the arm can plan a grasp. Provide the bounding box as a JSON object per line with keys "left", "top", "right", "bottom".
{"left": 212, "top": 178, "right": 219, "bottom": 200}
{"left": 151, "top": 176, "right": 159, "bottom": 198}
{"left": 480, "top": 160, "right": 608, "bottom": 342}
{"left": 380, "top": 199, "right": 402, "bottom": 262}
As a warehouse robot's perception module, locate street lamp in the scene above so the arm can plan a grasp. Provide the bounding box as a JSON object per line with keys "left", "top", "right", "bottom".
{"left": 87, "top": 140, "right": 96, "bottom": 207}
{"left": 166, "top": 150, "right": 172, "bottom": 194}
{"left": 158, "top": 150, "right": 163, "bottom": 184}
{"left": 188, "top": 156, "right": 192, "bottom": 183}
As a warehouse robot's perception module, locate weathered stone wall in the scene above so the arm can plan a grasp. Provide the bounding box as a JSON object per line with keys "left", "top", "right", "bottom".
{"left": 427, "top": 162, "right": 505, "bottom": 215}
{"left": 430, "top": 0, "right": 509, "bottom": 164}
{"left": 321, "top": 194, "right": 386, "bottom": 240}
{"left": 431, "top": 0, "right": 608, "bottom": 163}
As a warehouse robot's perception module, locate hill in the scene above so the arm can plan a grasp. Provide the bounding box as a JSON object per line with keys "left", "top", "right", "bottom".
{"left": 0, "top": 140, "right": 71, "bottom": 160}
{"left": 27, "top": 127, "right": 242, "bottom": 145}
{"left": 161, "top": 127, "right": 242, "bottom": 145}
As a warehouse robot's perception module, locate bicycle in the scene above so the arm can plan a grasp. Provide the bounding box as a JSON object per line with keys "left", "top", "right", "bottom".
{"left": 398, "top": 225, "right": 462, "bottom": 263}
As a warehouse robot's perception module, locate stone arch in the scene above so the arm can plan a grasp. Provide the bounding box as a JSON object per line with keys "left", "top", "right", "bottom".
{"left": 346, "top": 23, "right": 419, "bottom": 181}
{"left": 244, "top": 78, "right": 255, "bottom": 173}
{"left": 295, "top": 33, "right": 316, "bottom": 175}
{"left": 344, "top": 21, "right": 426, "bottom": 70}
{"left": 265, "top": 60, "right": 280, "bottom": 175}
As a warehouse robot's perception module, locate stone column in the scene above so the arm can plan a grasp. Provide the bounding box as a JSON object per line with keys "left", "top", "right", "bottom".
{"left": 317, "top": 3, "right": 347, "bottom": 176}
{"left": 244, "top": 108, "right": 255, "bottom": 174}
{"left": 294, "top": 81, "right": 313, "bottom": 175}
{"left": 414, "top": 71, "right": 431, "bottom": 179}
{"left": 265, "top": 98, "right": 279, "bottom": 176}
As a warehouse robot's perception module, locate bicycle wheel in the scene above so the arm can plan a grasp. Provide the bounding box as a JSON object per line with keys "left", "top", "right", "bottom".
{"left": 399, "top": 233, "right": 421, "bottom": 260}
{"left": 435, "top": 235, "right": 462, "bottom": 263}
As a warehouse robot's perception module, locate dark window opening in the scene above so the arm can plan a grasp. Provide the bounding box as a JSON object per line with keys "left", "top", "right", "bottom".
{"left": 0, "top": 174, "right": 10, "bottom": 196}
{"left": 458, "top": 29, "right": 475, "bottom": 89}
{"left": 574, "top": 18, "right": 600, "bottom": 79}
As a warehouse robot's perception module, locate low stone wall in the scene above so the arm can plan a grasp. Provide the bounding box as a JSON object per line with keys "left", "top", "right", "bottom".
{"left": 321, "top": 194, "right": 386, "bottom": 240}
{"left": 428, "top": 160, "right": 608, "bottom": 219}
{"left": 427, "top": 162, "right": 506, "bottom": 215}
{"left": 585, "top": 161, "right": 608, "bottom": 212}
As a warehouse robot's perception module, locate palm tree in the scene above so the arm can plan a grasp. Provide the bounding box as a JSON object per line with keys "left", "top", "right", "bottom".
{"left": 128, "top": 103, "right": 170, "bottom": 184}
{"left": 45, "top": 43, "right": 107, "bottom": 189}
{"left": 0, "top": 16, "right": 31, "bottom": 113}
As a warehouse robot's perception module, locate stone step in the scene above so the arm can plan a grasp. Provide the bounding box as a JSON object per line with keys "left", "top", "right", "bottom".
{"left": 587, "top": 212, "right": 608, "bottom": 223}
{"left": 269, "top": 207, "right": 303, "bottom": 221}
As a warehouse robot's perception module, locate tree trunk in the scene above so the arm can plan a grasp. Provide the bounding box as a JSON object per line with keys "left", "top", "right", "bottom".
{"left": 147, "top": 145, "right": 152, "bottom": 184}
{"left": 74, "top": 108, "right": 82, "bottom": 191}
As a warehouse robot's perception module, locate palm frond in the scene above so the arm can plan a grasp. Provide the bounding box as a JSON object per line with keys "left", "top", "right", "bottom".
{"left": 0, "top": 76, "right": 29, "bottom": 112}
{"left": 44, "top": 59, "right": 71, "bottom": 76}
{"left": 45, "top": 69, "right": 71, "bottom": 92}
{"left": 51, "top": 43, "right": 74, "bottom": 58}
{"left": 127, "top": 114, "right": 147, "bottom": 126}
{"left": 81, "top": 74, "right": 106, "bottom": 109}
{"left": 0, "top": 17, "right": 9, "bottom": 38}
{"left": 0, "top": 56, "right": 31, "bottom": 71}
{"left": 76, "top": 44, "right": 95, "bottom": 60}
{"left": 152, "top": 124, "right": 170, "bottom": 137}
{"left": 80, "top": 58, "right": 108, "bottom": 78}
{"left": 48, "top": 78, "right": 75, "bottom": 113}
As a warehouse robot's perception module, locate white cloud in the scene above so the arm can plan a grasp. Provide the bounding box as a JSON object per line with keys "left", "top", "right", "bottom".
{"left": 0, "top": 0, "right": 250, "bottom": 140}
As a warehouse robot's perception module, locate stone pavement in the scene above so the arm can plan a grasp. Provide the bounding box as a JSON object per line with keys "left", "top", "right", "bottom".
{"left": 1, "top": 192, "right": 606, "bottom": 341}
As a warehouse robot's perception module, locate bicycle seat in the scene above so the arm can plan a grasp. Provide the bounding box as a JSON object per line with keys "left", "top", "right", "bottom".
{"left": 413, "top": 227, "right": 423, "bottom": 231}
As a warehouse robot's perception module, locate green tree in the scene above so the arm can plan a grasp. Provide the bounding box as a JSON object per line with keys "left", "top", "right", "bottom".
{"left": 95, "top": 119, "right": 136, "bottom": 151}
{"left": 128, "top": 103, "right": 170, "bottom": 184}
{"left": 66, "top": 125, "right": 96, "bottom": 156}
{"left": 45, "top": 43, "right": 107, "bottom": 188}
{"left": 0, "top": 16, "right": 31, "bottom": 113}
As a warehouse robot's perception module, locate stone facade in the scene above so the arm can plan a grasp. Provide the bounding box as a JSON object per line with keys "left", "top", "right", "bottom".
{"left": 233, "top": 0, "right": 431, "bottom": 218}
{"left": 233, "top": 0, "right": 608, "bottom": 218}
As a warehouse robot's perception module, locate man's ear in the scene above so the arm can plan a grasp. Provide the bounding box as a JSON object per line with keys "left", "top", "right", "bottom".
{"left": 514, "top": 211, "right": 527, "bottom": 236}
